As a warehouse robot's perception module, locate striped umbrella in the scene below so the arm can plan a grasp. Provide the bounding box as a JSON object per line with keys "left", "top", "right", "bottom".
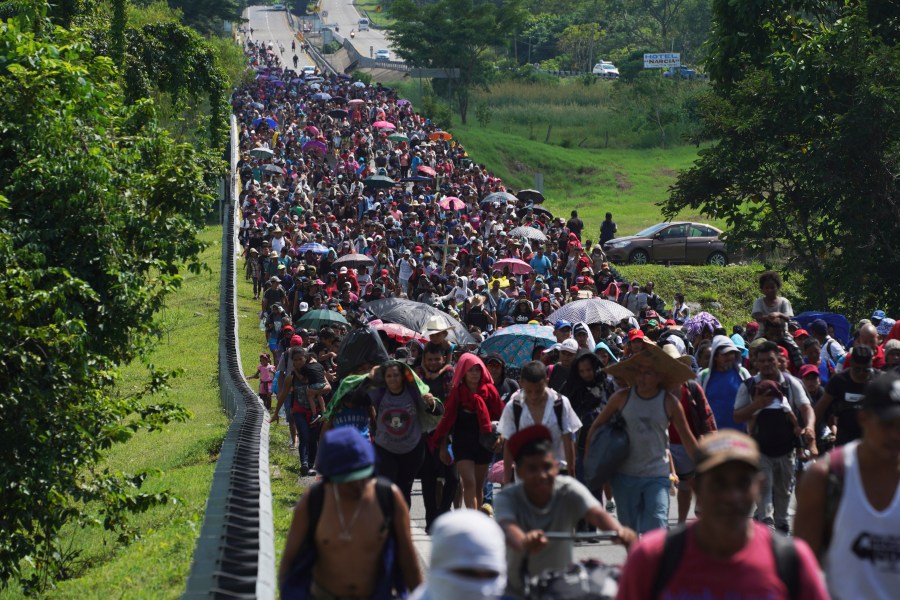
{"left": 296, "top": 243, "right": 330, "bottom": 255}
{"left": 547, "top": 298, "right": 634, "bottom": 326}
{"left": 509, "top": 226, "right": 548, "bottom": 243}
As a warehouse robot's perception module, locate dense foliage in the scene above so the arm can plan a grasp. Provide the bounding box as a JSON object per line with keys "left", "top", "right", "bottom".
{"left": 0, "top": 4, "right": 222, "bottom": 591}
{"left": 661, "top": 0, "right": 899, "bottom": 313}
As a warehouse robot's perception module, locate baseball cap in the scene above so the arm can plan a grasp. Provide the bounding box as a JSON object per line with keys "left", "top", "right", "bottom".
{"left": 792, "top": 329, "right": 809, "bottom": 340}
{"left": 317, "top": 428, "right": 376, "bottom": 483}
{"left": 798, "top": 364, "right": 820, "bottom": 379}
{"left": 627, "top": 329, "right": 645, "bottom": 341}
{"left": 809, "top": 319, "right": 828, "bottom": 335}
{"left": 297, "top": 301, "right": 309, "bottom": 312}
{"left": 559, "top": 338, "right": 579, "bottom": 353}
{"left": 339, "top": 266, "right": 348, "bottom": 274}
{"left": 694, "top": 431, "right": 761, "bottom": 474}
{"left": 506, "top": 425, "right": 553, "bottom": 462}
{"left": 554, "top": 319, "right": 572, "bottom": 331}
{"left": 862, "top": 372, "right": 900, "bottom": 420}
{"left": 871, "top": 310, "right": 886, "bottom": 321}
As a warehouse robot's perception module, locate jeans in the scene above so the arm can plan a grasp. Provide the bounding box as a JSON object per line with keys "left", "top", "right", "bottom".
{"left": 611, "top": 473, "right": 670, "bottom": 534}
{"left": 418, "top": 444, "right": 459, "bottom": 530}
{"left": 292, "top": 411, "right": 320, "bottom": 469}
{"left": 483, "top": 454, "right": 497, "bottom": 505}
{"left": 376, "top": 438, "right": 426, "bottom": 508}
{"left": 756, "top": 452, "right": 794, "bottom": 531}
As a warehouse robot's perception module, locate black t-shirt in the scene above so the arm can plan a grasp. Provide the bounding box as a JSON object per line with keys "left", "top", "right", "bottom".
{"left": 566, "top": 218, "right": 584, "bottom": 238}
{"left": 299, "top": 361, "right": 326, "bottom": 386}
{"left": 825, "top": 370, "right": 868, "bottom": 445}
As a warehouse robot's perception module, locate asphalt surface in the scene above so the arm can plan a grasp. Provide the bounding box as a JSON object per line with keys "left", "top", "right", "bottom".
{"left": 316, "top": 0, "right": 396, "bottom": 61}
{"left": 244, "top": 5, "right": 316, "bottom": 71}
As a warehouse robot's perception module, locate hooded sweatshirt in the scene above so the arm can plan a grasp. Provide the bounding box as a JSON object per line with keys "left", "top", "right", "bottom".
{"left": 433, "top": 353, "right": 502, "bottom": 440}
{"left": 699, "top": 335, "right": 751, "bottom": 431}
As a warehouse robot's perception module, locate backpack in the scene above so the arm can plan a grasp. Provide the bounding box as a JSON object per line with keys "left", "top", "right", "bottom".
{"left": 743, "top": 378, "right": 799, "bottom": 458}
{"left": 684, "top": 380, "right": 717, "bottom": 436}
{"left": 649, "top": 525, "right": 800, "bottom": 599}
{"left": 281, "top": 477, "right": 406, "bottom": 600}
{"left": 512, "top": 393, "right": 564, "bottom": 432}
{"left": 821, "top": 446, "right": 846, "bottom": 557}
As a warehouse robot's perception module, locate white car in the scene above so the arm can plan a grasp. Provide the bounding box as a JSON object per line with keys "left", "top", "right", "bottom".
{"left": 272, "top": 3, "right": 285, "bottom": 9}
{"left": 592, "top": 61, "right": 619, "bottom": 79}
{"left": 375, "top": 49, "right": 391, "bottom": 60}
{"left": 301, "top": 66, "right": 316, "bottom": 76}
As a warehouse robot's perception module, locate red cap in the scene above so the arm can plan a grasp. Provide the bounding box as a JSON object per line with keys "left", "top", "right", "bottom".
{"left": 628, "top": 329, "right": 645, "bottom": 341}
{"left": 290, "top": 335, "right": 304, "bottom": 347}
{"left": 793, "top": 329, "right": 809, "bottom": 340}
{"left": 746, "top": 321, "right": 760, "bottom": 333}
{"left": 664, "top": 319, "right": 676, "bottom": 326}
{"left": 799, "top": 364, "right": 820, "bottom": 378}
{"left": 282, "top": 325, "right": 294, "bottom": 333}
{"left": 506, "top": 425, "right": 553, "bottom": 462}
{"left": 381, "top": 269, "right": 389, "bottom": 277}
{"left": 414, "top": 245, "right": 423, "bottom": 253}
{"left": 569, "top": 286, "right": 579, "bottom": 294}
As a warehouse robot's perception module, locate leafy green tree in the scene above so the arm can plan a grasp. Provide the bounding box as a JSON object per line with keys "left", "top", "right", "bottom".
{"left": 558, "top": 22, "right": 604, "bottom": 71}
{"left": 662, "top": 0, "right": 899, "bottom": 311}
{"left": 388, "top": 0, "right": 526, "bottom": 124}
{"left": 0, "top": 7, "right": 220, "bottom": 590}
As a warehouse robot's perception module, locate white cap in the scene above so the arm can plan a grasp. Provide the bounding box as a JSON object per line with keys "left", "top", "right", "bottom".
{"left": 298, "top": 302, "right": 309, "bottom": 312}
{"left": 560, "top": 338, "right": 579, "bottom": 353}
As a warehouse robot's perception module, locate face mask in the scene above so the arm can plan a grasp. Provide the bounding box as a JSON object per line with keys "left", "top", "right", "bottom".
{"left": 424, "top": 569, "right": 505, "bottom": 599}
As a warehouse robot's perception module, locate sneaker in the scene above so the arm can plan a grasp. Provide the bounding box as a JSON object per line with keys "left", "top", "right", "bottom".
{"left": 300, "top": 464, "right": 310, "bottom": 477}
{"left": 288, "top": 441, "right": 297, "bottom": 450}
{"left": 479, "top": 503, "right": 494, "bottom": 518}
{"left": 605, "top": 500, "right": 616, "bottom": 513}
{"left": 308, "top": 468, "right": 318, "bottom": 477}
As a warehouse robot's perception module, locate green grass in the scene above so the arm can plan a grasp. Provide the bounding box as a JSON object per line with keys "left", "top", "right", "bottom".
{"left": 354, "top": 0, "right": 394, "bottom": 28}
{"left": 234, "top": 258, "right": 306, "bottom": 570}
{"left": 3, "top": 228, "right": 229, "bottom": 599}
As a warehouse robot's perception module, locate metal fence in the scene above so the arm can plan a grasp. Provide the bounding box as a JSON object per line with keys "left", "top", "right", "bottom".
{"left": 183, "top": 116, "right": 276, "bottom": 599}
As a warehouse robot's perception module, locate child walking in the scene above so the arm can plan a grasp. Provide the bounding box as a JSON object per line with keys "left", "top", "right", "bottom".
{"left": 248, "top": 352, "right": 276, "bottom": 410}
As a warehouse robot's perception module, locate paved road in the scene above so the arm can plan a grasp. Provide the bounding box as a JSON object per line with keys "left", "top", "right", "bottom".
{"left": 317, "top": 0, "right": 396, "bottom": 61}
{"left": 245, "top": 5, "right": 315, "bottom": 70}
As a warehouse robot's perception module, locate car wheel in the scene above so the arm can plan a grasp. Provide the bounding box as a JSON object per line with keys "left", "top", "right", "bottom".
{"left": 707, "top": 251, "right": 727, "bottom": 267}
{"left": 629, "top": 249, "right": 650, "bottom": 265}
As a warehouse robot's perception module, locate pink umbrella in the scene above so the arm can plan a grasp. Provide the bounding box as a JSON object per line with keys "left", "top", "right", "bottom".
{"left": 438, "top": 196, "right": 465, "bottom": 211}
{"left": 494, "top": 258, "right": 533, "bottom": 275}
{"left": 372, "top": 120, "right": 396, "bottom": 130}
{"left": 368, "top": 319, "right": 428, "bottom": 344}
{"left": 348, "top": 99, "right": 365, "bottom": 106}
{"left": 417, "top": 165, "right": 436, "bottom": 177}
{"left": 305, "top": 125, "right": 320, "bottom": 136}
{"left": 302, "top": 140, "right": 327, "bottom": 154}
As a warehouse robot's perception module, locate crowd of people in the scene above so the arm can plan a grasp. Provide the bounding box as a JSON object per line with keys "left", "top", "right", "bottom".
{"left": 236, "top": 37, "right": 900, "bottom": 600}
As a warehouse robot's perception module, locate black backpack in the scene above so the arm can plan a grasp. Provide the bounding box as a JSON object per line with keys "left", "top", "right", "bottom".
{"left": 743, "top": 378, "right": 799, "bottom": 458}
{"left": 512, "top": 395, "right": 564, "bottom": 432}
{"left": 649, "top": 525, "right": 800, "bottom": 599}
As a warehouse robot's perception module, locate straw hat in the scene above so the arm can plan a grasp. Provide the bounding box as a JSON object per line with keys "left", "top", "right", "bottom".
{"left": 661, "top": 343, "right": 694, "bottom": 368}
{"left": 605, "top": 341, "right": 696, "bottom": 388}
{"left": 421, "top": 315, "right": 452, "bottom": 336}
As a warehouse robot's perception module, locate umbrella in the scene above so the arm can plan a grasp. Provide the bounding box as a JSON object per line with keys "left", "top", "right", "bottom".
{"left": 249, "top": 147, "right": 275, "bottom": 159}
{"left": 493, "top": 258, "right": 533, "bottom": 275}
{"left": 482, "top": 191, "right": 518, "bottom": 205}
{"left": 296, "top": 243, "right": 330, "bottom": 255}
{"left": 794, "top": 311, "right": 851, "bottom": 346}
{"left": 329, "top": 109, "right": 349, "bottom": 119}
{"left": 509, "top": 226, "right": 548, "bottom": 243}
{"left": 250, "top": 101, "right": 265, "bottom": 109}
{"left": 312, "top": 92, "right": 332, "bottom": 101}
{"left": 252, "top": 117, "right": 278, "bottom": 129}
{"left": 368, "top": 319, "right": 429, "bottom": 344}
{"left": 682, "top": 312, "right": 722, "bottom": 339}
{"left": 417, "top": 165, "right": 436, "bottom": 177}
{"left": 366, "top": 298, "right": 476, "bottom": 346}
{"left": 373, "top": 120, "right": 396, "bottom": 130}
{"left": 401, "top": 175, "right": 432, "bottom": 182}
{"left": 352, "top": 81, "right": 367, "bottom": 88}
{"left": 263, "top": 164, "right": 285, "bottom": 174}
{"left": 331, "top": 96, "right": 348, "bottom": 104}
{"left": 428, "top": 131, "right": 452, "bottom": 141}
{"left": 348, "top": 98, "right": 365, "bottom": 105}
{"left": 332, "top": 253, "right": 375, "bottom": 269}
{"left": 517, "top": 205, "right": 553, "bottom": 220}
{"left": 547, "top": 299, "right": 634, "bottom": 326}
{"left": 388, "top": 133, "right": 409, "bottom": 142}
{"left": 305, "top": 125, "right": 320, "bottom": 136}
{"left": 302, "top": 140, "right": 328, "bottom": 155}
{"left": 309, "top": 83, "right": 321, "bottom": 90}
{"left": 298, "top": 309, "right": 350, "bottom": 330}
{"left": 480, "top": 324, "right": 556, "bottom": 368}
{"left": 397, "top": 99, "right": 411, "bottom": 106}
{"left": 517, "top": 189, "right": 545, "bottom": 204}
{"left": 438, "top": 196, "right": 465, "bottom": 211}
{"left": 363, "top": 175, "right": 396, "bottom": 189}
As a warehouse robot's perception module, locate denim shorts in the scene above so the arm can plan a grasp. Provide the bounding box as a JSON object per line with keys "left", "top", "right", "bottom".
{"left": 309, "top": 382, "right": 327, "bottom": 391}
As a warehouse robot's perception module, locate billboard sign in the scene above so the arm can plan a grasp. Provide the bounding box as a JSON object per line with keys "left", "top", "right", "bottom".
{"left": 644, "top": 53, "right": 681, "bottom": 69}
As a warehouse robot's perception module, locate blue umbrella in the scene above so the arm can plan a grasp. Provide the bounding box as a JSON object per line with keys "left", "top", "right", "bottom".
{"left": 480, "top": 324, "right": 556, "bottom": 368}
{"left": 312, "top": 92, "right": 332, "bottom": 101}
{"left": 297, "top": 243, "right": 330, "bottom": 255}
{"left": 252, "top": 117, "right": 278, "bottom": 129}
{"left": 794, "top": 311, "right": 851, "bottom": 346}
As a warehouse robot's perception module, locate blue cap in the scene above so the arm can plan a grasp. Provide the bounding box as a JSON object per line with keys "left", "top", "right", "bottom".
{"left": 871, "top": 310, "right": 886, "bottom": 321}
{"left": 318, "top": 428, "right": 375, "bottom": 483}
{"left": 554, "top": 319, "right": 572, "bottom": 331}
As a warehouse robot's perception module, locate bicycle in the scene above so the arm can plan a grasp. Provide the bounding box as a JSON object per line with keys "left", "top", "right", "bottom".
{"left": 522, "top": 531, "right": 621, "bottom": 600}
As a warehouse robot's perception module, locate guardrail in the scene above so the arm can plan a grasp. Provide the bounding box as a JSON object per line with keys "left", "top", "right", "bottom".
{"left": 183, "top": 115, "right": 276, "bottom": 599}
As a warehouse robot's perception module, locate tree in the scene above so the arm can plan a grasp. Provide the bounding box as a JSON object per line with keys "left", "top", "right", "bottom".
{"left": 661, "top": 0, "right": 899, "bottom": 312}
{"left": 388, "top": 0, "right": 526, "bottom": 124}
{"left": 558, "top": 22, "right": 604, "bottom": 71}
{"left": 0, "top": 7, "right": 220, "bottom": 590}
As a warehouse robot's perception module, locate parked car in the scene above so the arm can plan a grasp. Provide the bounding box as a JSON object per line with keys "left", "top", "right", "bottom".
{"left": 663, "top": 66, "right": 699, "bottom": 79}
{"left": 375, "top": 49, "right": 391, "bottom": 60}
{"left": 602, "top": 222, "right": 728, "bottom": 266}
{"left": 301, "top": 65, "right": 316, "bottom": 76}
{"left": 592, "top": 61, "right": 619, "bottom": 79}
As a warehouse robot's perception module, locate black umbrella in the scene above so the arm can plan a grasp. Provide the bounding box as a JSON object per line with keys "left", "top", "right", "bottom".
{"left": 332, "top": 253, "right": 375, "bottom": 269}
{"left": 331, "top": 96, "right": 348, "bottom": 104}
{"left": 363, "top": 175, "right": 396, "bottom": 189}
{"left": 366, "top": 298, "right": 476, "bottom": 346}
{"left": 516, "top": 189, "right": 545, "bottom": 204}
{"left": 483, "top": 191, "right": 518, "bottom": 205}
{"left": 329, "top": 108, "right": 349, "bottom": 119}
{"left": 401, "top": 175, "right": 432, "bottom": 182}
{"left": 517, "top": 205, "right": 553, "bottom": 219}
{"left": 263, "top": 164, "right": 286, "bottom": 174}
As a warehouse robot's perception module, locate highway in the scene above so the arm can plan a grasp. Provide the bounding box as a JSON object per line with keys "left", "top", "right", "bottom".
{"left": 316, "top": 0, "right": 396, "bottom": 61}
{"left": 244, "top": 5, "right": 316, "bottom": 70}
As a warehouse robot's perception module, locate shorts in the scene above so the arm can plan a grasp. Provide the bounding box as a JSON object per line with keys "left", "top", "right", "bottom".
{"left": 670, "top": 443, "right": 695, "bottom": 489}
{"left": 309, "top": 382, "right": 327, "bottom": 391}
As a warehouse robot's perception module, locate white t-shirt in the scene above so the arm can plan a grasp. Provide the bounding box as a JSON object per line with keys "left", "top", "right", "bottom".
{"left": 498, "top": 389, "right": 582, "bottom": 470}
{"left": 398, "top": 257, "right": 415, "bottom": 280}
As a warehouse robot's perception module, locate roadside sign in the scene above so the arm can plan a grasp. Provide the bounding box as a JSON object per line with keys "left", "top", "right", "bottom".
{"left": 644, "top": 53, "right": 681, "bottom": 69}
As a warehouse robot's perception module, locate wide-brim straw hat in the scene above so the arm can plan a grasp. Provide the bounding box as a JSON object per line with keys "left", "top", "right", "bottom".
{"left": 605, "top": 341, "right": 696, "bottom": 388}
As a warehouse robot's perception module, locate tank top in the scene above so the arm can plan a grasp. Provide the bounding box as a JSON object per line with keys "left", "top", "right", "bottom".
{"left": 619, "top": 387, "right": 670, "bottom": 478}
{"left": 825, "top": 439, "right": 900, "bottom": 599}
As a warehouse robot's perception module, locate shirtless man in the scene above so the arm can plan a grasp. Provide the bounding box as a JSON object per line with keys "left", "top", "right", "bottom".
{"left": 279, "top": 428, "right": 422, "bottom": 599}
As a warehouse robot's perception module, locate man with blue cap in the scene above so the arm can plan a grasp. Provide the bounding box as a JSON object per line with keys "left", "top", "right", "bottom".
{"left": 279, "top": 428, "right": 422, "bottom": 599}
{"left": 553, "top": 319, "right": 572, "bottom": 343}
